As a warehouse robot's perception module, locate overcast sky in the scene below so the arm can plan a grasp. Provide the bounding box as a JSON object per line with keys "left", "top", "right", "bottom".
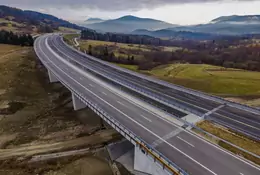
{"left": 1, "top": 0, "right": 260, "bottom": 25}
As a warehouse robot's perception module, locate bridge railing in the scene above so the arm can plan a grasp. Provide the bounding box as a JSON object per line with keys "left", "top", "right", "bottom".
{"left": 56, "top": 38, "right": 260, "bottom": 140}
{"left": 62, "top": 37, "right": 260, "bottom": 115}
{"left": 57, "top": 36, "right": 260, "bottom": 157}
{"left": 34, "top": 37, "right": 189, "bottom": 175}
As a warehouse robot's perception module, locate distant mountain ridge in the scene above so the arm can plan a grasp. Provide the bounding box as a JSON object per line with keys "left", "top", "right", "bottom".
{"left": 84, "top": 14, "right": 260, "bottom": 36}
{"left": 211, "top": 15, "right": 260, "bottom": 24}
{"left": 85, "top": 18, "right": 104, "bottom": 22}
{"left": 84, "top": 18, "right": 105, "bottom": 24}
{"left": 162, "top": 14, "right": 260, "bottom": 36}
{"left": 84, "top": 15, "right": 177, "bottom": 33}
{"left": 0, "top": 5, "right": 85, "bottom": 31}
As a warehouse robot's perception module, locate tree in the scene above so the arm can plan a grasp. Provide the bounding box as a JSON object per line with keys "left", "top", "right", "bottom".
{"left": 0, "top": 30, "right": 34, "bottom": 46}
{"left": 88, "top": 44, "right": 92, "bottom": 55}
{"left": 103, "top": 46, "right": 109, "bottom": 56}
{"left": 109, "top": 52, "right": 115, "bottom": 60}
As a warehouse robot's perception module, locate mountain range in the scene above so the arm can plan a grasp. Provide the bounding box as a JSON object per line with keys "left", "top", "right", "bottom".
{"left": 1, "top": 5, "right": 259, "bottom": 38}
{"left": 211, "top": 15, "right": 260, "bottom": 24}
{"left": 84, "top": 15, "right": 177, "bottom": 33}
{"left": 83, "top": 14, "right": 260, "bottom": 37}
{"left": 0, "top": 5, "right": 85, "bottom": 33}
{"left": 84, "top": 18, "right": 105, "bottom": 24}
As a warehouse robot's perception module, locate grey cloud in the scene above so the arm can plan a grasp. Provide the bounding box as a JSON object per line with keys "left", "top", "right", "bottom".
{"left": 1, "top": 0, "right": 256, "bottom": 11}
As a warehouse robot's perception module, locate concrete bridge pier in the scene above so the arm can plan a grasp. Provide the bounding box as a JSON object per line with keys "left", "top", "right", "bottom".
{"left": 108, "top": 139, "right": 171, "bottom": 175}
{"left": 48, "top": 70, "right": 59, "bottom": 83}
{"left": 72, "top": 93, "right": 86, "bottom": 110}
{"left": 134, "top": 146, "right": 170, "bottom": 175}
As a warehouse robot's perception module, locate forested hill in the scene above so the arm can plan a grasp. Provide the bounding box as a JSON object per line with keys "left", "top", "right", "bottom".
{"left": 0, "top": 30, "right": 34, "bottom": 46}
{"left": 0, "top": 5, "right": 85, "bottom": 31}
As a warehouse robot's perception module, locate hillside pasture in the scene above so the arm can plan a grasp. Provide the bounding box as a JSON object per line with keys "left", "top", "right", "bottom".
{"left": 58, "top": 27, "right": 80, "bottom": 33}
{"left": 119, "top": 63, "right": 260, "bottom": 96}
{"left": 78, "top": 39, "right": 181, "bottom": 61}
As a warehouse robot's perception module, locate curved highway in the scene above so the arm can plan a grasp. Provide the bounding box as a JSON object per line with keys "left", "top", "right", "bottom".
{"left": 34, "top": 34, "right": 260, "bottom": 175}
{"left": 52, "top": 35, "right": 260, "bottom": 140}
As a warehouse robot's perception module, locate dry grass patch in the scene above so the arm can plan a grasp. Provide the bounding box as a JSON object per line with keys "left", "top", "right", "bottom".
{"left": 0, "top": 44, "right": 23, "bottom": 57}
{"left": 0, "top": 44, "right": 120, "bottom": 175}
{"left": 197, "top": 120, "right": 260, "bottom": 165}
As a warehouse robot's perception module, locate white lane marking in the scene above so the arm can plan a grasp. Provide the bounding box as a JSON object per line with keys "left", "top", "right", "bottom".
{"left": 117, "top": 101, "right": 126, "bottom": 107}
{"left": 239, "top": 173, "right": 244, "bottom": 175}
{"left": 102, "top": 92, "right": 107, "bottom": 96}
{"left": 140, "top": 115, "right": 152, "bottom": 122}
{"left": 61, "top": 38, "right": 260, "bottom": 170}
{"left": 52, "top": 36, "right": 208, "bottom": 113}
{"left": 177, "top": 136, "right": 195, "bottom": 147}
{"left": 89, "top": 83, "right": 94, "bottom": 87}
{"left": 51, "top": 36, "right": 186, "bottom": 128}
{"left": 215, "top": 113, "right": 260, "bottom": 130}
{"left": 39, "top": 35, "right": 260, "bottom": 172}
{"left": 202, "top": 105, "right": 225, "bottom": 119}
{"left": 54, "top": 37, "right": 260, "bottom": 138}
{"left": 152, "top": 129, "right": 182, "bottom": 147}
{"left": 41, "top": 38, "right": 218, "bottom": 175}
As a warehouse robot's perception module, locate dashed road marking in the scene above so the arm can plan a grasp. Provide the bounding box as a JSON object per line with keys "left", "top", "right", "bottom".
{"left": 117, "top": 101, "right": 126, "bottom": 106}
{"left": 140, "top": 115, "right": 152, "bottom": 122}
{"left": 177, "top": 136, "right": 195, "bottom": 147}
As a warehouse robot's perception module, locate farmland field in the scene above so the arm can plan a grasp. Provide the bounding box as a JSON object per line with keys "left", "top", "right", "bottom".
{"left": 77, "top": 39, "right": 181, "bottom": 61}
{"left": 79, "top": 39, "right": 180, "bottom": 51}
{"left": 118, "top": 63, "right": 260, "bottom": 96}
{"left": 64, "top": 34, "right": 260, "bottom": 97}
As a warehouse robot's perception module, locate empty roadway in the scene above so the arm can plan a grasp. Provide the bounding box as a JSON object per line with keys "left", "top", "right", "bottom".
{"left": 34, "top": 34, "right": 260, "bottom": 175}
{"left": 49, "top": 35, "right": 260, "bottom": 139}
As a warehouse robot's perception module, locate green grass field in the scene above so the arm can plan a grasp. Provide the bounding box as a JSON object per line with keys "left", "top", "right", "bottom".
{"left": 78, "top": 39, "right": 181, "bottom": 61}
{"left": 114, "top": 64, "right": 138, "bottom": 71}
{"left": 71, "top": 37, "right": 260, "bottom": 96}
{"left": 58, "top": 27, "right": 80, "bottom": 33}
{"left": 63, "top": 34, "right": 80, "bottom": 45}
{"left": 0, "top": 18, "right": 24, "bottom": 27}
{"left": 0, "top": 18, "right": 25, "bottom": 32}
{"left": 79, "top": 40, "right": 150, "bottom": 51}
{"left": 79, "top": 40, "right": 145, "bottom": 61}
{"left": 79, "top": 39, "right": 180, "bottom": 52}
{"left": 64, "top": 34, "right": 80, "bottom": 40}
{"left": 118, "top": 63, "right": 260, "bottom": 96}
{"left": 0, "top": 18, "right": 78, "bottom": 34}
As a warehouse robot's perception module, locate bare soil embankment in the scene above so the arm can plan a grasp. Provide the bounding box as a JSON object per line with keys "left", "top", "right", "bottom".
{"left": 0, "top": 44, "right": 122, "bottom": 175}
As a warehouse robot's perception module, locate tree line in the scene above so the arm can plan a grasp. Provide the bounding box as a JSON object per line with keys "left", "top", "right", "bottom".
{"left": 86, "top": 43, "right": 260, "bottom": 72}
{"left": 81, "top": 29, "right": 161, "bottom": 45}
{"left": 138, "top": 46, "right": 260, "bottom": 71}
{"left": 81, "top": 29, "right": 260, "bottom": 72}
{"left": 81, "top": 29, "right": 260, "bottom": 50}
{"left": 0, "top": 30, "right": 34, "bottom": 46}
{"left": 86, "top": 44, "right": 137, "bottom": 65}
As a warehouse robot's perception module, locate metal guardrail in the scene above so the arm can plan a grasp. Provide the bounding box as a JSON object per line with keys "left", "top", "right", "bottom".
{"left": 56, "top": 37, "right": 260, "bottom": 141}
{"left": 57, "top": 36, "right": 260, "bottom": 160}
{"left": 62, "top": 37, "right": 260, "bottom": 115}
{"left": 52, "top": 41, "right": 200, "bottom": 116}
{"left": 34, "top": 37, "right": 188, "bottom": 175}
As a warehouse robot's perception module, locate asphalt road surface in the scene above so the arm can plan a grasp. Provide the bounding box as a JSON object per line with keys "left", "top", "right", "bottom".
{"left": 48, "top": 34, "right": 260, "bottom": 139}
{"left": 35, "top": 34, "right": 260, "bottom": 175}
